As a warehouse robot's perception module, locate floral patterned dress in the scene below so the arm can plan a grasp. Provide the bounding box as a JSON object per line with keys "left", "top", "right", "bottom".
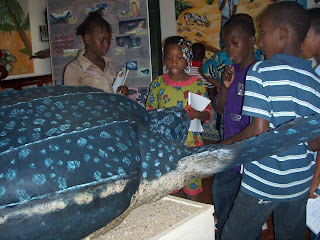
{"left": 146, "top": 74, "right": 212, "bottom": 195}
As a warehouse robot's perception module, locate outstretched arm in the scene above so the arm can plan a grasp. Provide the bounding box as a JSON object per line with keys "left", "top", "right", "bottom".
{"left": 308, "top": 137, "right": 320, "bottom": 152}
{"left": 310, "top": 152, "right": 320, "bottom": 198}
{"left": 221, "top": 116, "right": 269, "bottom": 144}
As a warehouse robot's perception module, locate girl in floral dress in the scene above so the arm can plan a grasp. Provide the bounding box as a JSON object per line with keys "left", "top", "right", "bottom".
{"left": 145, "top": 36, "right": 212, "bottom": 200}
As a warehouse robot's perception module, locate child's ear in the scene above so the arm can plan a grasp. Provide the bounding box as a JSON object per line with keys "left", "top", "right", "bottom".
{"left": 249, "top": 36, "right": 256, "bottom": 46}
{"left": 279, "top": 26, "right": 288, "bottom": 41}
{"left": 83, "top": 34, "right": 90, "bottom": 44}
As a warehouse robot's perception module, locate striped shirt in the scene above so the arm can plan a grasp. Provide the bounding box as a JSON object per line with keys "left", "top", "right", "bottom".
{"left": 241, "top": 53, "right": 320, "bottom": 201}
{"left": 190, "top": 61, "right": 214, "bottom": 89}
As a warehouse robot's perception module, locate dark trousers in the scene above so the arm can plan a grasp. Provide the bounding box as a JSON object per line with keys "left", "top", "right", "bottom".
{"left": 211, "top": 169, "right": 241, "bottom": 239}
{"left": 221, "top": 190, "right": 309, "bottom": 240}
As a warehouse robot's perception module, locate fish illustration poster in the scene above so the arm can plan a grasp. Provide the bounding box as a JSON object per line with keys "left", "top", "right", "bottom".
{"left": 47, "top": 0, "right": 152, "bottom": 87}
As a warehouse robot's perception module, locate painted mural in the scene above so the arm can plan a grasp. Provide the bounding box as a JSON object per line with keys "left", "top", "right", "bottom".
{"left": 0, "top": 0, "right": 34, "bottom": 76}
{"left": 175, "top": 0, "right": 313, "bottom": 59}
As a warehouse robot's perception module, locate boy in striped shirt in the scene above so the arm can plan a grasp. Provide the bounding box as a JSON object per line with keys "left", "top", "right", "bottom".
{"left": 221, "top": 2, "right": 320, "bottom": 239}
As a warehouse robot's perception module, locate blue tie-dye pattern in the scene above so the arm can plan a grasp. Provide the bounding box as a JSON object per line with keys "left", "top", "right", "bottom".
{"left": 84, "top": 154, "right": 91, "bottom": 162}
{"left": 117, "top": 143, "right": 128, "bottom": 152}
{"left": 94, "top": 171, "right": 102, "bottom": 181}
{"left": 33, "top": 174, "right": 46, "bottom": 185}
{"left": 0, "top": 186, "right": 5, "bottom": 198}
{"left": 0, "top": 86, "right": 319, "bottom": 240}
{"left": 77, "top": 138, "right": 88, "bottom": 147}
{"left": 117, "top": 167, "right": 125, "bottom": 175}
{"left": 19, "top": 149, "right": 31, "bottom": 159}
{"left": 98, "top": 149, "right": 108, "bottom": 158}
{"left": 155, "top": 170, "right": 161, "bottom": 177}
{"left": 6, "top": 169, "right": 17, "bottom": 181}
{"left": 158, "top": 150, "right": 164, "bottom": 158}
{"left": 154, "top": 159, "right": 160, "bottom": 167}
{"left": 50, "top": 173, "right": 56, "bottom": 179}
{"left": 0, "top": 138, "right": 10, "bottom": 148}
{"left": 122, "top": 157, "right": 130, "bottom": 166}
{"left": 58, "top": 177, "right": 67, "bottom": 190}
{"left": 67, "top": 161, "right": 80, "bottom": 172}
{"left": 16, "top": 189, "right": 30, "bottom": 201}
{"left": 49, "top": 144, "right": 60, "bottom": 151}
{"left": 44, "top": 159, "right": 53, "bottom": 167}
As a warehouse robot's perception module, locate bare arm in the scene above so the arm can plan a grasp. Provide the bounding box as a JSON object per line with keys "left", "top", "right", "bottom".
{"left": 221, "top": 117, "right": 270, "bottom": 144}
{"left": 199, "top": 64, "right": 221, "bottom": 89}
{"left": 232, "top": 5, "right": 238, "bottom": 15}
{"left": 308, "top": 137, "right": 320, "bottom": 152}
{"left": 310, "top": 152, "right": 320, "bottom": 198}
{"left": 219, "top": 0, "right": 227, "bottom": 11}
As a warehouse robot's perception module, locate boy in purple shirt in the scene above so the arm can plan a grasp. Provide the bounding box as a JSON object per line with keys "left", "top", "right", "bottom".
{"left": 211, "top": 16, "right": 257, "bottom": 239}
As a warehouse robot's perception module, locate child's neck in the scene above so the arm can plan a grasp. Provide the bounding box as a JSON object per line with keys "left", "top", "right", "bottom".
{"left": 239, "top": 50, "right": 256, "bottom": 70}
{"left": 83, "top": 50, "right": 105, "bottom": 71}
{"left": 168, "top": 72, "right": 190, "bottom": 82}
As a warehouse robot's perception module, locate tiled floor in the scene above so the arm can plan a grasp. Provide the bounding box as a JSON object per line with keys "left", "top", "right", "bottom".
{"left": 173, "top": 176, "right": 311, "bottom": 240}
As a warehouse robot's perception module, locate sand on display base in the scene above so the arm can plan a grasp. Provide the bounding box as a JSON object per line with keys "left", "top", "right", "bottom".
{"left": 85, "top": 195, "right": 215, "bottom": 240}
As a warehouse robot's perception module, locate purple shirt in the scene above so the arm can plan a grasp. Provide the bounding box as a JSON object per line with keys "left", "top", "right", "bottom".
{"left": 224, "top": 64, "right": 251, "bottom": 172}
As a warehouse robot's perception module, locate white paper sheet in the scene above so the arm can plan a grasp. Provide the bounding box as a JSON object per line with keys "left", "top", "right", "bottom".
{"left": 112, "top": 68, "right": 129, "bottom": 93}
{"left": 307, "top": 190, "right": 320, "bottom": 235}
{"left": 188, "top": 92, "right": 211, "bottom": 132}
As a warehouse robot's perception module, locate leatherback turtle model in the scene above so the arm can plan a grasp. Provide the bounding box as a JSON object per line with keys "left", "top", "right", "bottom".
{"left": 0, "top": 86, "right": 319, "bottom": 239}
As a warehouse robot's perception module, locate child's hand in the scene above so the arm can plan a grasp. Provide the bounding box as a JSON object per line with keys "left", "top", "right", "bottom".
{"left": 222, "top": 66, "right": 235, "bottom": 89}
{"left": 185, "top": 105, "right": 198, "bottom": 120}
{"left": 116, "top": 86, "right": 129, "bottom": 96}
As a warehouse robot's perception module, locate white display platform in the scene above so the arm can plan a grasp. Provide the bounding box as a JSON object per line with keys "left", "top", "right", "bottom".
{"left": 88, "top": 195, "right": 215, "bottom": 240}
{"left": 151, "top": 196, "right": 215, "bottom": 240}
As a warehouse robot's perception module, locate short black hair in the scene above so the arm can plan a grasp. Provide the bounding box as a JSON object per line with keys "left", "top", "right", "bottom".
{"left": 223, "top": 18, "right": 256, "bottom": 37}
{"left": 229, "top": 13, "right": 256, "bottom": 35}
{"left": 192, "top": 43, "right": 205, "bottom": 61}
{"left": 262, "top": 1, "right": 310, "bottom": 44}
{"left": 76, "top": 10, "right": 112, "bottom": 36}
{"left": 308, "top": 8, "right": 320, "bottom": 35}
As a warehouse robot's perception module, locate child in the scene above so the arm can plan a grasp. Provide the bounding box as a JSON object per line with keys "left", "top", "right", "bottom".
{"left": 220, "top": 2, "right": 320, "bottom": 239}
{"left": 145, "top": 36, "right": 212, "bottom": 200}
{"left": 64, "top": 10, "right": 128, "bottom": 96}
{"left": 190, "top": 43, "right": 220, "bottom": 91}
{"left": 301, "top": 8, "right": 320, "bottom": 240}
{"left": 211, "top": 17, "right": 257, "bottom": 240}
{"left": 201, "top": 13, "right": 264, "bottom": 141}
